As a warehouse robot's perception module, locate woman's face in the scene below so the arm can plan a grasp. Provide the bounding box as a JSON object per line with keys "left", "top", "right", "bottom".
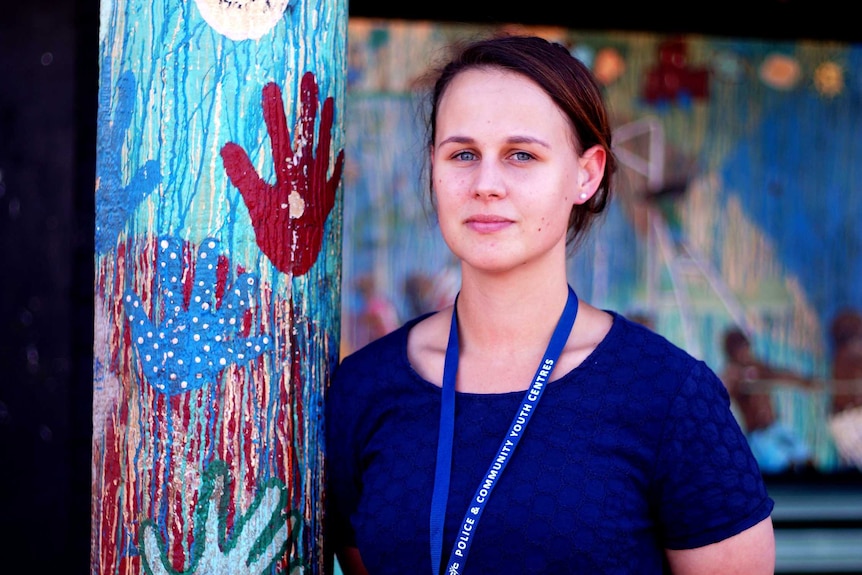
{"left": 431, "top": 67, "right": 602, "bottom": 276}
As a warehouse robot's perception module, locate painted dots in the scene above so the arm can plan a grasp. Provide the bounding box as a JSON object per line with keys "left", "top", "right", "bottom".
{"left": 124, "top": 238, "right": 273, "bottom": 395}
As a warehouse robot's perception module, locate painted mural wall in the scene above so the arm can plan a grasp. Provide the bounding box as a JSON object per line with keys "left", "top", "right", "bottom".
{"left": 340, "top": 19, "right": 862, "bottom": 475}
{"left": 91, "top": 0, "right": 346, "bottom": 573}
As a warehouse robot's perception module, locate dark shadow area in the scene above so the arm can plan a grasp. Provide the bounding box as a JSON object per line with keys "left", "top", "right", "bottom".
{"left": 0, "top": 0, "right": 97, "bottom": 571}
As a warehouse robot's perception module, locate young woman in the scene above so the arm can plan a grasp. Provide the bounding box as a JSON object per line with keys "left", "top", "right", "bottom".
{"left": 326, "top": 34, "right": 775, "bottom": 575}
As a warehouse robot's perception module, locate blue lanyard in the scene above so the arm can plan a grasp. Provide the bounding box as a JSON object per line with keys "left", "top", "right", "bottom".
{"left": 429, "top": 286, "right": 579, "bottom": 575}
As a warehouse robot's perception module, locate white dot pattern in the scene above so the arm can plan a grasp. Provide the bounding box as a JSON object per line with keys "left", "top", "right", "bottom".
{"left": 123, "top": 236, "right": 273, "bottom": 395}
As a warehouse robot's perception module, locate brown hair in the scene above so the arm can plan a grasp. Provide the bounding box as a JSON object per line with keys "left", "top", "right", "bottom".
{"left": 424, "top": 33, "right": 616, "bottom": 250}
{"left": 723, "top": 327, "right": 751, "bottom": 359}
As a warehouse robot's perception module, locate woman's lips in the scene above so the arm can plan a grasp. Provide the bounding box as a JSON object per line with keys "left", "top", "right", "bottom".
{"left": 466, "top": 214, "right": 512, "bottom": 233}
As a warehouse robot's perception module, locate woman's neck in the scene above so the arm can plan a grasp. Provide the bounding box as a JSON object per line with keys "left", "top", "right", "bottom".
{"left": 407, "top": 263, "right": 611, "bottom": 395}
{"left": 455, "top": 276, "right": 572, "bottom": 348}
{"left": 447, "top": 274, "right": 575, "bottom": 393}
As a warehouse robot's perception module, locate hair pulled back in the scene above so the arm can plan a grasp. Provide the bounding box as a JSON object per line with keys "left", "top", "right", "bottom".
{"left": 426, "top": 34, "right": 617, "bottom": 249}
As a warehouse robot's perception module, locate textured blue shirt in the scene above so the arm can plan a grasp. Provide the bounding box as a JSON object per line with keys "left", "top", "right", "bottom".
{"left": 326, "top": 311, "right": 774, "bottom": 574}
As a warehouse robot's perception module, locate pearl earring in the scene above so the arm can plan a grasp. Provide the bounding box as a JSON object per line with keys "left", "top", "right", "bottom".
{"left": 579, "top": 192, "right": 588, "bottom": 200}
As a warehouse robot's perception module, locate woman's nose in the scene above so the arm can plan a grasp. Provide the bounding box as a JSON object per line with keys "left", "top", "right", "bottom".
{"left": 472, "top": 159, "right": 506, "bottom": 199}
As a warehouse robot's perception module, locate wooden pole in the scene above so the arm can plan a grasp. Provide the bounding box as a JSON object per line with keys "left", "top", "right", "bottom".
{"left": 91, "top": 0, "right": 346, "bottom": 573}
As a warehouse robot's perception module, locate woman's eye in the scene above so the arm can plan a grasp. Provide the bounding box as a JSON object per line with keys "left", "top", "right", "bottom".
{"left": 511, "top": 151, "right": 533, "bottom": 162}
{"left": 454, "top": 151, "right": 476, "bottom": 161}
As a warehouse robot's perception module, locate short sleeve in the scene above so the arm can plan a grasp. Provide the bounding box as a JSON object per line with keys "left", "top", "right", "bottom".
{"left": 654, "top": 361, "right": 774, "bottom": 549}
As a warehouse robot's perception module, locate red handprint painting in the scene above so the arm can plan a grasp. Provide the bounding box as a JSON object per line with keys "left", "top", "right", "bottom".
{"left": 221, "top": 72, "right": 344, "bottom": 276}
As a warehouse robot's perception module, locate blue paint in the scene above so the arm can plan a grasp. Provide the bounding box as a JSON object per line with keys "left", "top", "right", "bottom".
{"left": 124, "top": 236, "right": 272, "bottom": 395}
{"left": 719, "top": 47, "right": 862, "bottom": 333}
{"left": 95, "top": 68, "right": 161, "bottom": 254}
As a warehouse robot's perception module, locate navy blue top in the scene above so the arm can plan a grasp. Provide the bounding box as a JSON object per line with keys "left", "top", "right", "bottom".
{"left": 325, "top": 311, "right": 774, "bottom": 574}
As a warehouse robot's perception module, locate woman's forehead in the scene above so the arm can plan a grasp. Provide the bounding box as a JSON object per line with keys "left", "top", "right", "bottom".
{"left": 435, "top": 69, "right": 575, "bottom": 147}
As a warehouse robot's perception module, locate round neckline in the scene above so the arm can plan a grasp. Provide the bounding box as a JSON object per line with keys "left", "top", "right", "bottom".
{"left": 400, "top": 309, "right": 620, "bottom": 397}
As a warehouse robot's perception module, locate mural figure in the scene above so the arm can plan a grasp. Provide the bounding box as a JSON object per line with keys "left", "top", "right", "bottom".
{"left": 720, "top": 327, "right": 815, "bottom": 474}
{"left": 829, "top": 308, "right": 862, "bottom": 414}
{"left": 827, "top": 309, "right": 862, "bottom": 470}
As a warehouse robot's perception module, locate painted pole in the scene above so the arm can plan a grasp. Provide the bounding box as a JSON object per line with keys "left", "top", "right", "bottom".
{"left": 91, "top": 0, "right": 346, "bottom": 573}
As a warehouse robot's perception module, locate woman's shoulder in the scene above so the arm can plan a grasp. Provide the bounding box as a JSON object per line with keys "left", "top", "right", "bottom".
{"left": 328, "top": 312, "right": 440, "bottom": 423}
{"left": 335, "top": 312, "right": 437, "bottom": 383}
{"left": 603, "top": 311, "right": 697, "bottom": 361}
{"left": 589, "top": 311, "right": 707, "bottom": 390}
{"left": 343, "top": 313, "right": 423, "bottom": 359}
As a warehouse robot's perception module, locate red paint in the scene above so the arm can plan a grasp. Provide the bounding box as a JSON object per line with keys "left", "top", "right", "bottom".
{"left": 182, "top": 241, "right": 194, "bottom": 310}
{"left": 170, "top": 471, "right": 185, "bottom": 570}
{"left": 220, "top": 72, "right": 344, "bottom": 276}
{"left": 244, "top": 393, "right": 256, "bottom": 496}
{"left": 643, "top": 38, "right": 709, "bottom": 103}
{"left": 99, "top": 417, "right": 120, "bottom": 573}
{"left": 118, "top": 555, "right": 141, "bottom": 574}
{"left": 216, "top": 254, "right": 229, "bottom": 306}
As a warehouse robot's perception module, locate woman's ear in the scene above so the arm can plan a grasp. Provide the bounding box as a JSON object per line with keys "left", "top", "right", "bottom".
{"left": 575, "top": 144, "right": 606, "bottom": 204}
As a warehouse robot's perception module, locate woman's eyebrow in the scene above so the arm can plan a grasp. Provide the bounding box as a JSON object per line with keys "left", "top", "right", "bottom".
{"left": 437, "top": 135, "right": 550, "bottom": 148}
{"left": 507, "top": 135, "right": 550, "bottom": 148}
